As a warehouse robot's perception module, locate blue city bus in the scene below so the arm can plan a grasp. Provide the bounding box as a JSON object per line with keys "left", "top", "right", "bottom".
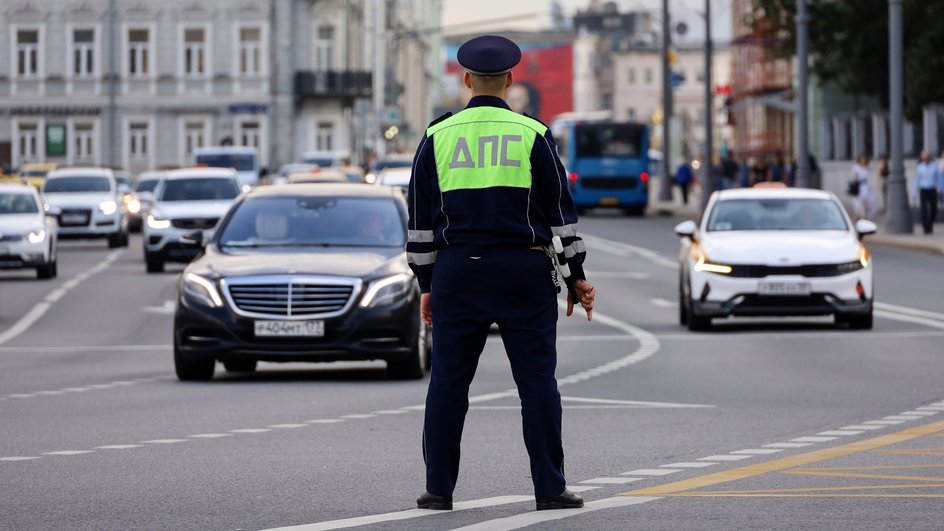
{"left": 551, "top": 115, "right": 650, "bottom": 215}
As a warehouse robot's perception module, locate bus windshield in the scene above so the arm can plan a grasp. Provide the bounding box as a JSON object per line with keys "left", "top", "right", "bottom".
{"left": 574, "top": 123, "right": 645, "bottom": 158}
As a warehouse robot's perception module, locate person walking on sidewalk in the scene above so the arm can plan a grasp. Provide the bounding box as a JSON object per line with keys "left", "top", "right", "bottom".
{"left": 850, "top": 155, "right": 876, "bottom": 220}
{"left": 675, "top": 160, "right": 693, "bottom": 205}
{"left": 913, "top": 150, "right": 940, "bottom": 234}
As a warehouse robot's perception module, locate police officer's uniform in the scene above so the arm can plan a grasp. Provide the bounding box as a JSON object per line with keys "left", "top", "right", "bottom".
{"left": 407, "top": 35, "right": 587, "bottom": 507}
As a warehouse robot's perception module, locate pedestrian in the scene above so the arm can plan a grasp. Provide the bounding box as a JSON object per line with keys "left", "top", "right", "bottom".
{"left": 675, "top": 159, "right": 693, "bottom": 205}
{"left": 912, "top": 149, "right": 939, "bottom": 234}
{"left": 407, "top": 35, "right": 594, "bottom": 513}
{"left": 737, "top": 156, "right": 750, "bottom": 188}
{"left": 850, "top": 154, "right": 876, "bottom": 220}
{"left": 768, "top": 153, "right": 786, "bottom": 183}
{"left": 720, "top": 151, "right": 738, "bottom": 190}
{"left": 878, "top": 155, "right": 890, "bottom": 212}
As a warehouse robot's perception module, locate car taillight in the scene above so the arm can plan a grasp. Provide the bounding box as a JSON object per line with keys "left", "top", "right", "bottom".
{"left": 640, "top": 171, "right": 650, "bottom": 183}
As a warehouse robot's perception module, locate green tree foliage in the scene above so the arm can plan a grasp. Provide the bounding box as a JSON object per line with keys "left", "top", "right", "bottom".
{"left": 750, "top": 0, "right": 944, "bottom": 121}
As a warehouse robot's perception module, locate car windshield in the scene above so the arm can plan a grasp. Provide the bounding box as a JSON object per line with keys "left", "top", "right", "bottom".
{"left": 219, "top": 196, "right": 405, "bottom": 248}
{"left": 43, "top": 176, "right": 111, "bottom": 193}
{"left": 574, "top": 123, "right": 644, "bottom": 158}
{"left": 134, "top": 179, "right": 160, "bottom": 193}
{"left": 158, "top": 178, "right": 240, "bottom": 202}
{"left": 301, "top": 156, "right": 335, "bottom": 167}
{"left": 0, "top": 192, "right": 39, "bottom": 214}
{"left": 373, "top": 159, "right": 412, "bottom": 171}
{"left": 115, "top": 176, "right": 131, "bottom": 187}
{"left": 20, "top": 171, "right": 48, "bottom": 177}
{"left": 706, "top": 198, "right": 849, "bottom": 232}
{"left": 194, "top": 154, "right": 255, "bottom": 171}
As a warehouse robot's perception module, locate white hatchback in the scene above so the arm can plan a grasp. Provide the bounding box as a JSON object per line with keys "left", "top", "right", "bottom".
{"left": 0, "top": 184, "right": 59, "bottom": 278}
{"left": 674, "top": 188, "right": 876, "bottom": 331}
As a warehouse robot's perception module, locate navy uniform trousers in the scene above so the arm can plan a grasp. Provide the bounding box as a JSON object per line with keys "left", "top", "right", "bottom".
{"left": 423, "top": 245, "right": 566, "bottom": 499}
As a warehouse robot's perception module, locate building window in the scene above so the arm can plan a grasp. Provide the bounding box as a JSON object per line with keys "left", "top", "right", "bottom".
{"left": 238, "top": 27, "right": 262, "bottom": 75}
{"left": 238, "top": 121, "right": 260, "bottom": 149}
{"left": 128, "top": 29, "right": 150, "bottom": 77}
{"left": 16, "top": 30, "right": 40, "bottom": 77}
{"left": 129, "top": 122, "right": 148, "bottom": 159}
{"left": 315, "top": 26, "right": 334, "bottom": 71}
{"left": 17, "top": 123, "right": 39, "bottom": 161}
{"left": 74, "top": 124, "right": 94, "bottom": 160}
{"left": 644, "top": 68, "right": 652, "bottom": 85}
{"left": 316, "top": 122, "right": 333, "bottom": 151}
{"left": 696, "top": 69, "right": 705, "bottom": 82}
{"left": 72, "top": 29, "right": 95, "bottom": 76}
{"left": 627, "top": 108, "right": 637, "bottom": 121}
{"left": 183, "top": 28, "right": 206, "bottom": 76}
{"left": 628, "top": 68, "right": 635, "bottom": 85}
{"left": 184, "top": 121, "right": 206, "bottom": 158}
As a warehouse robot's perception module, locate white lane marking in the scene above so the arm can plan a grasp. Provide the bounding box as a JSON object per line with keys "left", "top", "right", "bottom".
{"left": 874, "top": 302, "right": 944, "bottom": 322}
{"left": 0, "top": 251, "right": 122, "bottom": 346}
{"left": 449, "top": 496, "right": 663, "bottom": 531}
{"left": 818, "top": 430, "right": 864, "bottom": 436}
{"left": 561, "top": 396, "right": 714, "bottom": 408}
{"left": 662, "top": 462, "right": 716, "bottom": 468}
{"left": 875, "top": 310, "right": 944, "bottom": 330}
{"left": 3, "top": 377, "right": 162, "bottom": 401}
{"left": 35, "top": 391, "right": 64, "bottom": 396}
{"left": 188, "top": 434, "right": 233, "bottom": 438}
{"left": 340, "top": 414, "right": 375, "bottom": 419}
{"left": 917, "top": 406, "right": 944, "bottom": 411}
{"left": 699, "top": 455, "right": 754, "bottom": 461}
{"left": 655, "top": 330, "right": 944, "bottom": 341}
{"left": 790, "top": 436, "right": 837, "bottom": 443}
{"left": 43, "top": 450, "right": 93, "bottom": 456}
{"left": 374, "top": 410, "right": 410, "bottom": 415}
{"left": 269, "top": 424, "right": 308, "bottom": 429}
{"left": 649, "top": 298, "right": 677, "bottom": 308}
{"left": 142, "top": 300, "right": 175, "bottom": 315}
{"left": 730, "top": 449, "right": 783, "bottom": 455}
{"left": 230, "top": 428, "right": 271, "bottom": 433}
{"left": 864, "top": 420, "right": 904, "bottom": 425}
{"left": 0, "top": 456, "right": 41, "bottom": 461}
{"left": 305, "top": 419, "right": 344, "bottom": 424}
{"left": 884, "top": 415, "right": 923, "bottom": 421}
{"left": 262, "top": 496, "right": 533, "bottom": 531}
{"left": 582, "top": 233, "right": 677, "bottom": 269}
{"left": 763, "top": 442, "right": 813, "bottom": 448}
{"left": 582, "top": 271, "right": 650, "bottom": 279}
{"left": 556, "top": 335, "right": 635, "bottom": 342}
{"left": 842, "top": 424, "right": 886, "bottom": 430}
{"left": 95, "top": 445, "right": 141, "bottom": 450}
{"left": 901, "top": 410, "right": 938, "bottom": 416}
{"left": 142, "top": 439, "right": 189, "bottom": 444}
{"left": 8, "top": 394, "right": 35, "bottom": 398}
{"left": 0, "top": 345, "right": 169, "bottom": 353}
{"left": 621, "top": 469, "right": 681, "bottom": 476}
{"left": 567, "top": 485, "right": 601, "bottom": 493}
{"left": 581, "top": 477, "right": 642, "bottom": 484}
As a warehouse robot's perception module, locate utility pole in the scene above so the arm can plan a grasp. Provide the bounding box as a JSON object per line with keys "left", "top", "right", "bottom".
{"left": 107, "top": 0, "right": 118, "bottom": 167}
{"left": 659, "top": 0, "right": 673, "bottom": 202}
{"left": 700, "top": 0, "right": 713, "bottom": 212}
{"left": 886, "top": 0, "right": 913, "bottom": 233}
{"left": 796, "top": 0, "right": 811, "bottom": 188}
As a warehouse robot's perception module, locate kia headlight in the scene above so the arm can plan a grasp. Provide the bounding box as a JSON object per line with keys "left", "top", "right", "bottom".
{"left": 360, "top": 274, "right": 412, "bottom": 308}
{"left": 147, "top": 213, "right": 171, "bottom": 230}
{"left": 182, "top": 273, "right": 223, "bottom": 307}
{"left": 99, "top": 200, "right": 118, "bottom": 215}
{"left": 27, "top": 228, "right": 46, "bottom": 244}
{"left": 690, "top": 243, "right": 732, "bottom": 274}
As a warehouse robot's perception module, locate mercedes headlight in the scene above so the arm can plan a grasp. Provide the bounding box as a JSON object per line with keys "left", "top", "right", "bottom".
{"left": 182, "top": 273, "right": 223, "bottom": 307}
{"left": 691, "top": 243, "right": 732, "bottom": 274}
{"left": 27, "top": 229, "right": 46, "bottom": 244}
{"left": 360, "top": 274, "right": 412, "bottom": 308}
{"left": 147, "top": 213, "right": 171, "bottom": 229}
{"left": 99, "top": 200, "right": 118, "bottom": 215}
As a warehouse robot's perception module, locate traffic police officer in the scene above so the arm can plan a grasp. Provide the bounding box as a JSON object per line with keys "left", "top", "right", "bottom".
{"left": 408, "top": 35, "right": 596, "bottom": 511}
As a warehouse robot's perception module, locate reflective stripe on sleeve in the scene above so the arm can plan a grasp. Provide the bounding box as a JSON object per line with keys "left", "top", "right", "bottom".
{"left": 563, "top": 240, "right": 587, "bottom": 258}
{"left": 551, "top": 224, "right": 578, "bottom": 238}
{"left": 407, "top": 251, "right": 438, "bottom": 266}
{"left": 408, "top": 230, "right": 435, "bottom": 243}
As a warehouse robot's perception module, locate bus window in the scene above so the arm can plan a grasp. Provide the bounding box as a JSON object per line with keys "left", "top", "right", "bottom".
{"left": 575, "top": 123, "right": 644, "bottom": 159}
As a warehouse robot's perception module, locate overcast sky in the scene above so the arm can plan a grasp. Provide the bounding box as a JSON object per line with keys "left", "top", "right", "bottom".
{"left": 441, "top": 0, "right": 733, "bottom": 44}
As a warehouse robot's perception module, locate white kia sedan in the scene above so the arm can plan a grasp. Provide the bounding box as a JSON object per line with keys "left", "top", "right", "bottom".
{"left": 675, "top": 188, "right": 876, "bottom": 331}
{"left": 0, "top": 184, "right": 59, "bottom": 278}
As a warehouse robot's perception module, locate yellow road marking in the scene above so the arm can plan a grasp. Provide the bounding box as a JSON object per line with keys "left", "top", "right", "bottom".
{"left": 875, "top": 449, "right": 944, "bottom": 456}
{"left": 620, "top": 419, "right": 944, "bottom": 497}
{"left": 798, "top": 464, "right": 944, "bottom": 472}
{"left": 782, "top": 470, "right": 944, "bottom": 482}
{"left": 657, "top": 494, "right": 944, "bottom": 498}
{"left": 661, "top": 484, "right": 944, "bottom": 495}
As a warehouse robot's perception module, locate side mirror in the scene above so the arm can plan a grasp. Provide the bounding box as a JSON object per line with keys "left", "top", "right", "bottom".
{"left": 674, "top": 220, "right": 698, "bottom": 241}
{"left": 45, "top": 205, "right": 62, "bottom": 217}
{"left": 855, "top": 219, "right": 877, "bottom": 239}
{"left": 180, "top": 229, "right": 205, "bottom": 247}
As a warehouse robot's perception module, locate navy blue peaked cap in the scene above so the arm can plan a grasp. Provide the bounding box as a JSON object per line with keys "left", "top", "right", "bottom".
{"left": 457, "top": 35, "right": 521, "bottom": 76}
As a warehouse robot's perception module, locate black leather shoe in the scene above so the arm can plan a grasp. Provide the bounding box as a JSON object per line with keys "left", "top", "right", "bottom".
{"left": 536, "top": 489, "right": 584, "bottom": 511}
{"left": 417, "top": 491, "right": 453, "bottom": 510}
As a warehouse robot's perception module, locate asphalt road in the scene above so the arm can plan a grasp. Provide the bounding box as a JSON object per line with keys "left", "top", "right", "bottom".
{"left": 1, "top": 212, "right": 942, "bottom": 531}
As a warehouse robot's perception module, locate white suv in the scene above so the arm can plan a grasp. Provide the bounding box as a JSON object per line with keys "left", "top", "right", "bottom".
{"left": 143, "top": 167, "right": 241, "bottom": 273}
{"left": 41, "top": 168, "right": 129, "bottom": 248}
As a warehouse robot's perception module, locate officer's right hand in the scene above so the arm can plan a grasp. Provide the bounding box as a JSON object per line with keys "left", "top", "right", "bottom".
{"left": 420, "top": 293, "right": 432, "bottom": 326}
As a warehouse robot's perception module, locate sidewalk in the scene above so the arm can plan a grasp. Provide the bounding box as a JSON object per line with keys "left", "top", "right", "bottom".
{"left": 647, "top": 176, "right": 944, "bottom": 257}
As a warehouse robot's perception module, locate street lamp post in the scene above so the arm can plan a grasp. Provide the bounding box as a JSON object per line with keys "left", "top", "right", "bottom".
{"left": 886, "top": 0, "right": 913, "bottom": 233}
{"left": 796, "top": 0, "right": 811, "bottom": 188}
{"left": 700, "top": 0, "right": 713, "bottom": 212}
{"left": 660, "top": 0, "right": 673, "bottom": 202}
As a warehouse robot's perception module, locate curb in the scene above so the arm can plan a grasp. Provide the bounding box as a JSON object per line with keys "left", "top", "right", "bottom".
{"left": 866, "top": 234, "right": 944, "bottom": 257}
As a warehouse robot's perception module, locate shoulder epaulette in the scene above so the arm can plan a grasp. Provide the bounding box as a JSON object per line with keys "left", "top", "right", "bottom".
{"left": 427, "top": 112, "right": 453, "bottom": 128}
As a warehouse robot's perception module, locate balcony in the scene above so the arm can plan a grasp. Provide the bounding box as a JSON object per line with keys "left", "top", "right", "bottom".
{"left": 294, "top": 71, "right": 372, "bottom": 99}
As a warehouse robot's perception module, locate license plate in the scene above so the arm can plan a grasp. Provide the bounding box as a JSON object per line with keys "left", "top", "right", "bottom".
{"left": 599, "top": 197, "right": 619, "bottom": 206}
{"left": 759, "top": 281, "right": 811, "bottom": 296}
{"left": 61, "top": 214, "right": 88, "bottom": 224}
{"left": 254, "top": 320, "right": 324, "bottom": 337}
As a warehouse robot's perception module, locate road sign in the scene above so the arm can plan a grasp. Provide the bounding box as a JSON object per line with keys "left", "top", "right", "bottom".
{"left": 380, "top": 106, "right": 401, "bottom": 126}
{"left": 670, "top": 71, "right": 685, "bottom": 90}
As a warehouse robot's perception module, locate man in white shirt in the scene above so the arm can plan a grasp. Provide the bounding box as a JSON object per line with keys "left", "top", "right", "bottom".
{"left": 913, "top": 150, "right": 940, "bottom": 234}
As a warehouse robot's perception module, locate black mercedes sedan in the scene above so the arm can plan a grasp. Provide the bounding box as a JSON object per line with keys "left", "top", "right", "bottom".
{"left": 173, "top": 184, "right": 430, "bottom": 381}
